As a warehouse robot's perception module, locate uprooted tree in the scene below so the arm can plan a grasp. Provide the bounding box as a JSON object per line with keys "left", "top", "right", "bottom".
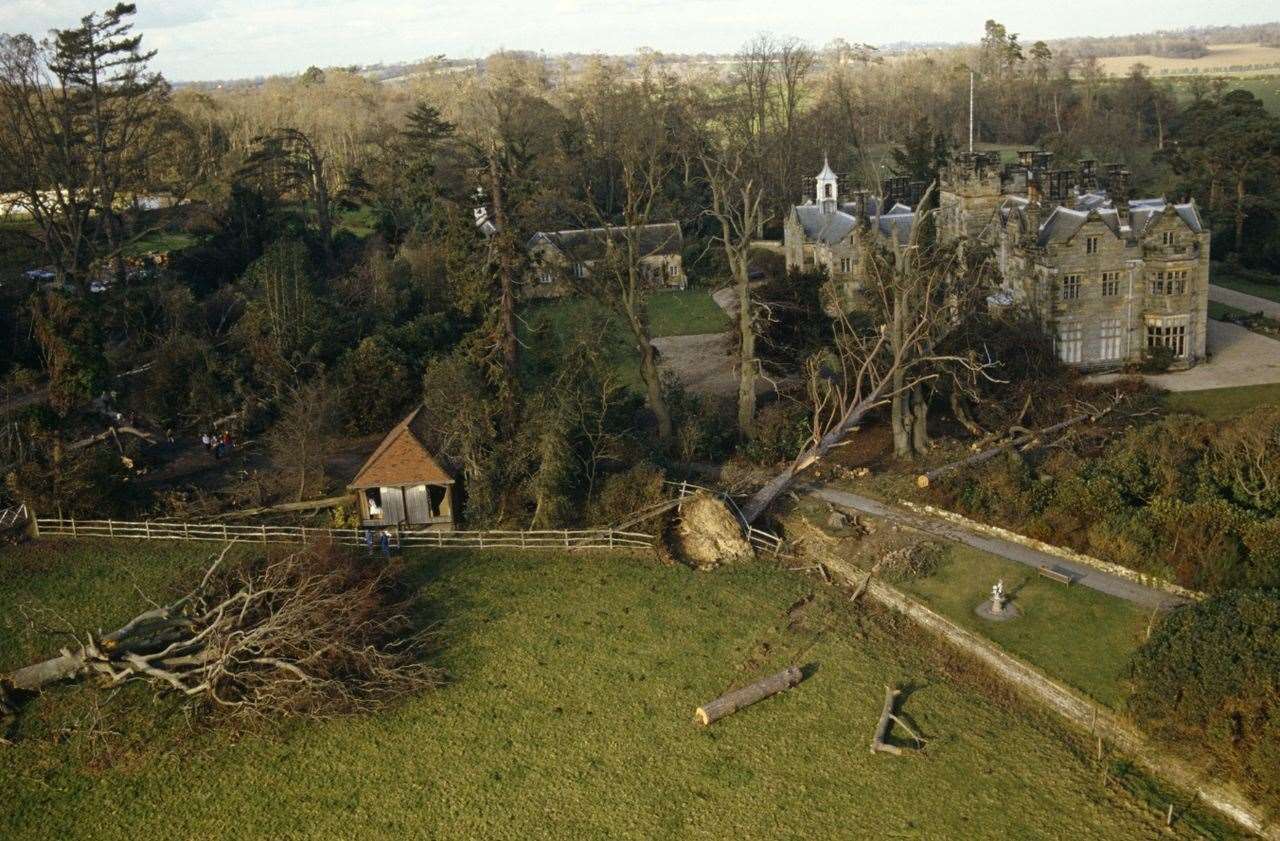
{"left": 740, "top": 188, "right": 996, "bottom": 523}
{"left": 3, "top": 543, "right": 441, "bottom": 728}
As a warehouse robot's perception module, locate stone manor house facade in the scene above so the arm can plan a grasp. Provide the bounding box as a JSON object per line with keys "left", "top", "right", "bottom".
{"left": 941, "top": 151, "right": 1209, "bottom": 370}
{"left": 784, "top": 154, "right": 1210, "bottom": 370}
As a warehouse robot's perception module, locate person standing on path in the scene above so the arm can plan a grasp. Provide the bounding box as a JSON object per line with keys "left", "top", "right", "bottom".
{"left": 379, "top": 530, "right": 391, "bottom": 559}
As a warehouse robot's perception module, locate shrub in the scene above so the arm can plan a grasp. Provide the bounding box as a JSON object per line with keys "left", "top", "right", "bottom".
{"left": 584, "top": 462, "right": 666, "bottom": 527}
{"left": 743, "top": 401, "right": 810, "bottom": 465}
{"left": 1128, "top": 591, "right": 1280, "bottom": 813}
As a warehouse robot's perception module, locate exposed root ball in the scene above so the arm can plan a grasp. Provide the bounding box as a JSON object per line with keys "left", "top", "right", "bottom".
{"left": 665, "top": 492, "right": 754, "bottom": 570}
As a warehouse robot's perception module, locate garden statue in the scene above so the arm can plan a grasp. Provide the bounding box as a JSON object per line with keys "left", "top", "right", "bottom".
{"left": 991, "top": 579, "right": 1006, "bottom": 614}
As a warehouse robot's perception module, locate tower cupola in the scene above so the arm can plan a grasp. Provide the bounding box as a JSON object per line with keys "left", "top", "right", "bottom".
{"left": 816, "top": 156, "right": 838, "bottom": 212}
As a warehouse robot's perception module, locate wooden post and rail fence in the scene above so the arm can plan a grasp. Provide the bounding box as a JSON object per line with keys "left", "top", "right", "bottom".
{"left": 21, "top": 512, "right": 654, "bottom": 552}
{"left": 1, "top": 487, "right": 786, "bottom": 557}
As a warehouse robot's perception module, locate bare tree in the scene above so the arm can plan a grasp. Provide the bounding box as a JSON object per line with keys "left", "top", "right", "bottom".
{"left": 700, "top": 144, "right": 768, "bottom": 438}
{"left": 563, "top": 71, "right": 684, "bottom": 439}
{"left": 740, "top": 197, "right": 993, "bottom": 522}
{"left": 240, "top": 127, "right": 334, "bottom": 265}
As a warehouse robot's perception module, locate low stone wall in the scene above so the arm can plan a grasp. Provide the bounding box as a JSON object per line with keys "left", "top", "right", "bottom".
{"left": 802, "top": 541, "right": 1270, "bottom": 837}
{"left": 899, "top": 500, "right": 1205, "bottom": 602}
{"left": 863, "top": 576, "right": 1273, "bottom": 838}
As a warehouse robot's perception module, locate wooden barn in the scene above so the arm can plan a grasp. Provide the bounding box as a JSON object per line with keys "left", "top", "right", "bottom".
{"left": 349, "top": 406, "right": 456, "bottom": 529}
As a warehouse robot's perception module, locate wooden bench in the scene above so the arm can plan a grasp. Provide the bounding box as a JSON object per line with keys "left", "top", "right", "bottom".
{"left": 1038, "top": 565, "right": 1074, "bottom": 586}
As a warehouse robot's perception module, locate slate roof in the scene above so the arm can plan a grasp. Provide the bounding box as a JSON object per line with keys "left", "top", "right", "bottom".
{"left": 791, "top": 198, "right": 915, "bottom": 246}
{"left": 350, "top": 406, "right": 454, "bottom": 490}
{"left": 527, "top": 222, "right": 682, "bottom": 262}
{"left": 1029, "top": 196, "right": 1203, "bottom": 247}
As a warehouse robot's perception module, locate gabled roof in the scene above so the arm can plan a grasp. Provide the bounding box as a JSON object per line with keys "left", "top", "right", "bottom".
{"left": 350, "top": 406, "right": 453, "bottom": 490}
{"left": 791, "top": 197, "right": 915, "bottom": 246}
{"left": 527, "top": 223, "right": 682, "bottom": 262}
{"left": 792, "top": 204, "right": 858, "bottom": 245}
{"left": 1036, "top": 206, "right": 1090, "bottom": 247}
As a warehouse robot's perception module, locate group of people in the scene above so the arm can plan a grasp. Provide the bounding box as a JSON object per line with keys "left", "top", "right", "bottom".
{"left": 201, "top": 430, "right": 235, "bottom": 460}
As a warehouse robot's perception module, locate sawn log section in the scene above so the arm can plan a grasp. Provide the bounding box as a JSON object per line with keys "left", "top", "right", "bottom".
{"left": 695, "top": 666, "right": 803, "bottom": 726}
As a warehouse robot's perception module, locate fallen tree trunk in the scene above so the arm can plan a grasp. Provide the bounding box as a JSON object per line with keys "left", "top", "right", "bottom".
{"left": 695, "top": 665, "right": 803, "bottom": 726}
{"left": 915, "top": 413, "right": 1090, "bottom": 489}
{"left": 4, "top": 544, "right": 442, "bottom": 727}
{"left": 218, "top": 494, "right": 353, "bottom": 520}
{"left": 68, "top": 425, "right": 155, "bottom": 452}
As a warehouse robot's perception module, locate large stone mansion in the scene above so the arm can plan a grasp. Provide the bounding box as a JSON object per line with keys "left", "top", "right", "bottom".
{"left": 784, "top": 154, "right": 1210, "bottom": 370}
{"left": 940, "top": 151, "right": 1209, "bottom": 370}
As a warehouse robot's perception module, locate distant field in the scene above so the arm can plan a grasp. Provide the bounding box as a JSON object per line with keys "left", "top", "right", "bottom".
{"left": 1097, "top": 42, "right": 1280, "bottom": 78}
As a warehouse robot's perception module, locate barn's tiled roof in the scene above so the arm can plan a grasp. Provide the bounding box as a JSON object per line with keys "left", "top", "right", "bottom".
{"left": 528, "top": 222, "right": 682, "bottom": 262}
{"left": 350, "top": 406, "right": 453, "bottom": 489}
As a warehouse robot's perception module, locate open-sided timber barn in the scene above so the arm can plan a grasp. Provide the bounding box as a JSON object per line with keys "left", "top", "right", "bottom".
{"left": 348, "top": 406, "right": 456, "bottom": 529}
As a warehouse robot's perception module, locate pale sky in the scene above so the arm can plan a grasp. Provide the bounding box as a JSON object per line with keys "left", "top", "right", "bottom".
{"left": 1, "top": 0, "right": 1275, "bottom": 81}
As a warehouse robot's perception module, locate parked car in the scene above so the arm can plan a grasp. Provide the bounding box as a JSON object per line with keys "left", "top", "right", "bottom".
{"left": 23, "top": 267, "right": 55, "bottom": 283}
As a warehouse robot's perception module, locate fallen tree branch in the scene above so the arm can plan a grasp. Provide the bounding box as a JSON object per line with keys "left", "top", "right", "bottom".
{"left": 871, "top": 684, "right": 924, "bottom": 756}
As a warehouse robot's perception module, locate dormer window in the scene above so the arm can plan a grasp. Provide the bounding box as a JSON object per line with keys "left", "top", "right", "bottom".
{"left": 573, "top": 262, "right": 587, "bottom": 279}
{"left": 1085, "top": 236, "right": 1099, "bottom": 255}
{"left": 1161, "top": 231, "right": 1176, "bottom": 246}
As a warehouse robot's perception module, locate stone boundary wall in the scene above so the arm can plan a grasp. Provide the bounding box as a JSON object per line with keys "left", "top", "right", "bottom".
{"left": 859, "top": 572, "right": 1274, "bottom": 838}
{"left": 899, "top": 501, "right": 1205, "bottom": 602}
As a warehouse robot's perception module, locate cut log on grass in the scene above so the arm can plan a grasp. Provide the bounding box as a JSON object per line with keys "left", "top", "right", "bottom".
{"left": 695, "top": 666, "right": 803, "bottom": 726}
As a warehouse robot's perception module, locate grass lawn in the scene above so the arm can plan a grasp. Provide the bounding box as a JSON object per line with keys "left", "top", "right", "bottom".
{"left": 893, "top": 544, "right": 1149, "bottom": 709}
{"left": 0, "top": 538, "right": 1239, "bottom": 840}
{"left": 1210, "top": 265, "right": 1280, "bottom": 304}
{"left": 1165, "top": 382, "right": 1280, "bottom": 420}
{"left": 121, "top": 230, "right": 199, "bottom": 257}
{"left": 520, "top": 289, "right": 729, "bottom": 392}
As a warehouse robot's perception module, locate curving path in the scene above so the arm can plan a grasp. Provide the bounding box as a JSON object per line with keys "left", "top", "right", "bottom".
{"left": 808, "top": 486, "right": 1186, "bottom": 610}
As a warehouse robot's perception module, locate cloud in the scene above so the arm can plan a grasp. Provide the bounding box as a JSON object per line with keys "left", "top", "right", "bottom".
{"left": 2, "top": 0, "right": 1276, "bottom": 80}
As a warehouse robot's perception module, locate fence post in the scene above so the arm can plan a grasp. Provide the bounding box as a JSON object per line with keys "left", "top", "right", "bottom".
{"left": 520, "top": 531, "right": 526, "bottom": 549}
{"left": 108, "top": 519, "right": 114, "bottom": 537}
{"left": 609, "top": 531, "right": 614, "bottom": 549}
{"left": 563, "top": 530, "right": 569, "bottom": 548}
{"left": 478, "top": 532, "right": 485, "bottom": 549}
{"left": 183, "top": 522, "right": 190, "bottom": 540}
{"left": 222, "top": 523, "right": 229, "bottom": 542}
{"left": 261, "top": 525, "right": 267, "bottom": 544}
{"left": 72, "top": 517, "right": 78, "bottom": 538}
{"left": 28, "top": 507, "right": 39, "bottom": 540}
{"left": 436, "top": 530, "right": 443, "bottom": 548}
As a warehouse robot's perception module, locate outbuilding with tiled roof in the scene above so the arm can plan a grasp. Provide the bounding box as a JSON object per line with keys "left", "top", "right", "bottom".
{"left": 349, "top": 406, "right": 456, "bottom": 529}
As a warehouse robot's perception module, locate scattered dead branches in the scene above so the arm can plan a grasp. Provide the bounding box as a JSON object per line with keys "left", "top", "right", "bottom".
{"left": 6, "top": 543, "right": 441, "bottom": 730}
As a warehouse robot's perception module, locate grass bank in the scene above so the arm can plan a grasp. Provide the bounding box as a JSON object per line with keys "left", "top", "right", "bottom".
{"left": 0, "top": 538, "right": 1238, "bottom": 839}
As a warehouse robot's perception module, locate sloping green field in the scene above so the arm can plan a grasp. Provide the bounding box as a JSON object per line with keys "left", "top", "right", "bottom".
{"left": 0, "top": 539, "right": 1240, "bottom": 839}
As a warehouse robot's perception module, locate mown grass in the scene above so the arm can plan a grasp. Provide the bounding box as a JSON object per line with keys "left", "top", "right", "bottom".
{"left": 1210, "top": 265, "right": 1280, "bottom": 304}
{"left": 894, "top": 544, "right": 1150, "bottom": 709}
{"left": 1164, "top": 382, "right": 1280, "bottom": 420}
{"left": 0, "top": 538, "right": 1240, "bottom": 840}
{"left": 520, "top": 288, "right": 729, "bottom": 392}
{"left": 120, "top": 230, "right": 199, "bottom": 257}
